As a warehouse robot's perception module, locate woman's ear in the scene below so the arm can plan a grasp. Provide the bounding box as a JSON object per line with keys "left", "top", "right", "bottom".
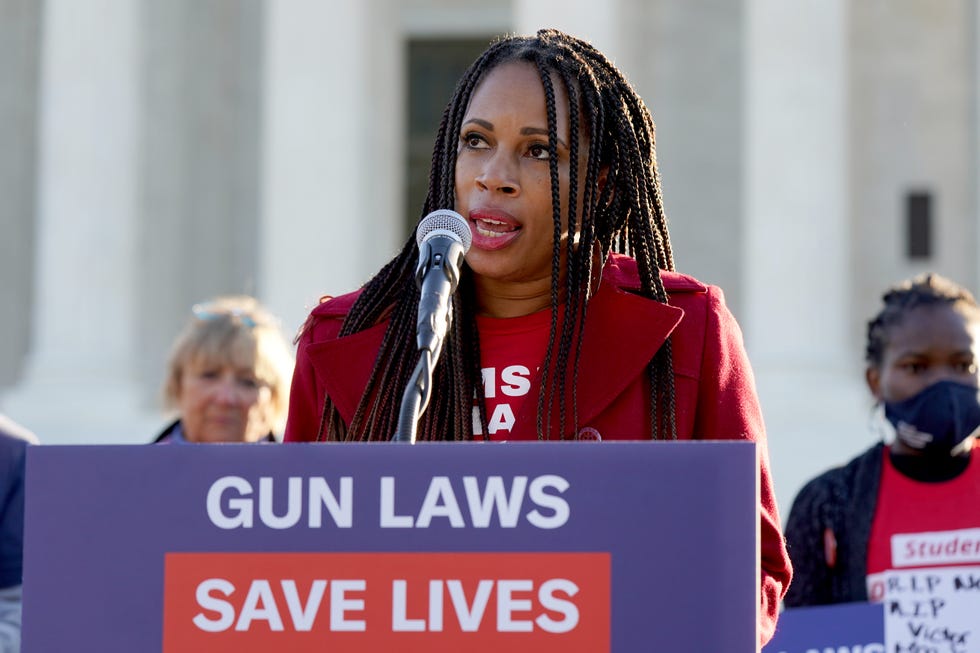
{"left": 598, "top": 166, "right": 610, "bottom": 195}
{"left": 865, "top": 366, "right": 882, "bottom": 402}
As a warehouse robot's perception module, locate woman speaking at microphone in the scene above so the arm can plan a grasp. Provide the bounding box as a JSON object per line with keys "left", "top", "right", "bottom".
{"left": 283, "top": 29, "right": 791, "bottom": 644}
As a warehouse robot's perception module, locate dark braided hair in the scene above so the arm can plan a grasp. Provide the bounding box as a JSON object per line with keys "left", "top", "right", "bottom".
{"left": 319, "top": 28, "right": 678, "bottom": 442}
{"left": 865, "top": 272, "right": 980, "bottom": 368}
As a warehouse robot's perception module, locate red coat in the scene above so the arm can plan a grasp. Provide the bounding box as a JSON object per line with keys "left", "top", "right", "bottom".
{"left": 285, "top": 253, "right": 792, "bottom": 644}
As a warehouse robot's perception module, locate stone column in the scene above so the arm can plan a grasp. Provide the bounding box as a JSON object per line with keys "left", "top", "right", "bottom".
{"left": 1, "top": 0, "right": 158, "bottom": 444}
{"left": 0, "top": 0, "right": 40, "bottom": 390}
{"left": 744, "top": 0, "right": 867, "bottom": 511}
{"left": 514, "top": 0, "right": 623, "bottom": 66}
{"left": 976, "top": 2, "right": 980, "bottom": 291}
{"left": 259, "top": 0, "right": 402, "bottom": 337}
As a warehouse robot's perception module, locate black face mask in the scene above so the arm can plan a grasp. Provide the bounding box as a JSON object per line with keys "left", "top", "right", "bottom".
{"left": 883, "top": 380, "right": 980, "bottom": 457}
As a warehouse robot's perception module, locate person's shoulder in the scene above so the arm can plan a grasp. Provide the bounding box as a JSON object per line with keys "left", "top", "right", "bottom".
{"left": 151, "top": 419, "right": 181, "bottom": 444}
{"left": 297, "top": 289, "right": 364, "bottom": 343}
{"left": 309, "top": 289, "right": 363, "bottom": 319}
{"left": 834, "top": 442, "right": 884, "bottom": 479}
{"left": 0, "top": 414, "right": 38, "bottom": 446}
{"left": 0, "top": 415, "right": 34, "bottom": 475}
{"left": 604, "top": 253, "right": 708, "bottom": 295}
{"left": 795, "top": 443, "right": 884, "bottom": 504}
{"left": 662, "top": 270, "right": 709, "bottom": 294}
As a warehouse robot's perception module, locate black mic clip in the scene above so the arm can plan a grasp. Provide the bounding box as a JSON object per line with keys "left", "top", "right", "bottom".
{"left": 393, "top": 210, "right": 472, "bottom": 444}
{"left": 414, "top": 235, "right": 466, "bottom": 361}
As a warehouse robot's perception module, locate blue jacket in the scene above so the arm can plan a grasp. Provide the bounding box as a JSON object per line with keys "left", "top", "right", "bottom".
{"left": 0, "top": 418, "right": 36, "bottom": 589}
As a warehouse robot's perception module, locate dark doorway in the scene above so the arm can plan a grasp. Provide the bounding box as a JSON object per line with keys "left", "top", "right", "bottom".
{"left": 405, "top": 37, "right": 491, "bottom": 232}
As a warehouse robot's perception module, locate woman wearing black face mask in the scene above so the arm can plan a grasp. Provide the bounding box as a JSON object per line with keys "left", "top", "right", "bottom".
{"left": 784, "top": 273, "right": 980, "bottom": 608}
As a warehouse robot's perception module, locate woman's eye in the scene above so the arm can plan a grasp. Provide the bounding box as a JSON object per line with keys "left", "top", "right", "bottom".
{"left": 462, "top": 133, "right": 488, "bottom": 149}
{"left": 237, "top": 377, "right": 260, "bottom": 390}
{"left": 199, "top": 370, "right": 221, "bottom": 380}
{"left": 528, "top": 143, "right": 550, "bottom": 160}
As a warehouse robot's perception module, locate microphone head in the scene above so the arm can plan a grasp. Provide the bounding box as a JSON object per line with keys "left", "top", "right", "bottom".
{"left": 416, "top": 209, "right": 472, "bottom": 253}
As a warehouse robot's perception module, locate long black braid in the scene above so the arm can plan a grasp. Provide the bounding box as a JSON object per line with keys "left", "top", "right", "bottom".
{"left": 318, "top": 29, "right": 679, "bottom": 442}
{"left": 866, "top": 273, "right": 980, "bottom": 369}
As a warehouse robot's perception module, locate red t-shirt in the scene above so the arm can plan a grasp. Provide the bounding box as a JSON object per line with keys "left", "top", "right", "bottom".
{"left": 865, "top": 450, "right": 980, "bottom": 648}
{"left": 473, "top": 310, "right": 552, "bottom": 440}
{"left": 866, "top": 449, "right": 980, "bottom": 583}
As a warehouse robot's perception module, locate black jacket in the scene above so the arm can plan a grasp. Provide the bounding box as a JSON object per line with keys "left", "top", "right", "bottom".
{"left": 783, "top": 443, "right": 884, "bottom": 606}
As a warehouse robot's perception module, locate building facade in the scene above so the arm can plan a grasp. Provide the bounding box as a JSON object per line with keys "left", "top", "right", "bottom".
{"left": 1, "top": 0, "right": 977, "bottom": 511}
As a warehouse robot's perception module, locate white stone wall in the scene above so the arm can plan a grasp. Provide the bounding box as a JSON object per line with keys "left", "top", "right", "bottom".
{"left": 1, "top": 0, "right": 156, "bottom": 443}
{"left": 0, "top": 0, "right": 40, "bottom": 389}
{"left": 744, "top": 0, "right": 869, "bottom": 516}
{"left": 1, "top": 0, "right": 977, "bottom": 516}
{"left": 851, "top": 0, "right": 978, "bottom": 319}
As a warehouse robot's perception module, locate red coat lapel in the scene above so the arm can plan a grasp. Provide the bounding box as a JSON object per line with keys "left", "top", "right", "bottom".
{"left": 304, "top": 321, "right": 387, "bottom": 427}
{"left": 573, "top": 279, "right": 685, "bottom": 428}
{"left": 508, "top": 275, "right": 685, "bottom": 439}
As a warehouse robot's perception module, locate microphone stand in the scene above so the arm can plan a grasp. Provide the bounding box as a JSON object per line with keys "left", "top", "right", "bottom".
{"left": 394, "top": 349, "right": 434, "bottom": 444}
{"left": 391, "top": 210, "right": 468, "bottom": 444}
{"left": 392, "top": 251, "right": 450, "bottom": 444}
{"left": 392, "top": 247, "right": 450, "bottom": 443}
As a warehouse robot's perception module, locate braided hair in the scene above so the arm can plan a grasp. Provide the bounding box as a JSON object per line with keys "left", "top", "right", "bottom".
{"left": 865, "top": 273, "right": 980, "bottom": 369}
{"left": 320, "top": 28, "right": 677, "bottom": 442}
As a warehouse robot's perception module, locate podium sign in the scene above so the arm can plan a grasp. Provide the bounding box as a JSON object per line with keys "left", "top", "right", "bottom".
{"left": 23, "top": 441, "right": 758, "bottom": 651}
{"left": 763, "top": 602, "right": 885, "bottom": 652}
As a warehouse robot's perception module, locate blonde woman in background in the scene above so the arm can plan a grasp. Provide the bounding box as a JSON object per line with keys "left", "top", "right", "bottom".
{"left": 154, "top": 296, "right": 294, "bottom": 444}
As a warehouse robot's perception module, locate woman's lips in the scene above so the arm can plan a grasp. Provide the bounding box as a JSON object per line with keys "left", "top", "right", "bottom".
{"left": 469, "top": 209, "right": 521, "bottom": 251}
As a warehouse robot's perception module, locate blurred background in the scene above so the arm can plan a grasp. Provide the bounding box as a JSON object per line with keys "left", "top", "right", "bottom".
{"left": 2, "top": 0, "right": 978, "bottom": 515}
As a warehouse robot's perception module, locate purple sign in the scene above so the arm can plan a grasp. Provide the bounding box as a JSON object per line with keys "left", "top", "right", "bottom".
{"left": 23, "top": 441, "right": 757, "bottom": 651}
{"left": 764, "top": 602, "right": 885, "bottom": 653}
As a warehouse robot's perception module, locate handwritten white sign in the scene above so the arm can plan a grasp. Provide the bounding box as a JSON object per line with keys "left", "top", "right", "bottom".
{"left": 868, "top": 565, "right": 980, "bottom": 653}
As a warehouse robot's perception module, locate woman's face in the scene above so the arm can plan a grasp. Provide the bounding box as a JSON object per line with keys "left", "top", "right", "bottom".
{"left": 176, "top": 358, "right": 275, "bottom": 443}
{"left": 454, "top": 61, "right": 582, "bottom": 289}
{"left": 867, "top": 303, "right": 980, "bottom": 404}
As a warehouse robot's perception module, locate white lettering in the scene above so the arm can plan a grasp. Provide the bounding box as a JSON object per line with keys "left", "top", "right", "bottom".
{"left": 206, "top": 476, "right": 355, "bottom": 530}
{"left": 447, "top": 580, "right": 493, "bottom": 631}
{"left": 500, "top": 365, "right": 531, "bottom": 396}
{"left": 536, "top": 579, "right": 579, "bottom": 633}
{"left": 380, "top": 477, "right": 413, "bottom": 527}
{"left": 463, "top": 476, "right": 526, "bottom": 528}
{"left": 235, "top": 579, "right": 284, "bottom": 631}
{"left": 258, "top": 477, "right": 302, "bottom": 529}
{"left": 207, "top": 476, "right": 253, "bottom": 529}
{"left": 307, "top": 477, "right": 353, "bottom": 528}
{"left": 497, "top": 580, "right": 533, "bottom": 632}
{"left": 428, "top": 580, "right": 443, "bottom": 632}
{"left": 472, "top": 405, "right": 483, "bottom": 436}
{"left": 416, "top": 477, "right": 465, "bottom": 528}
{"left": 193, "top": 578, "right": 236, "bottom": 632}
{"left": 487, "top": 404, "right": 516, "bottom": 434}
{"left": 281, "top": 579, "right": 326, "bottom": 631}
{"left": 193, "top": 576, "right": 586, "bottom": 635}
{"left": 330, "top": 580, "right": 366, "bottom": 631}
{"left": 526, "top": 475, "right": 570, "bottom": 529}
{"left": 391, "top": 580, "right": 426, "bottom": 631}
{"left": 482, "top": 367, "right": 496, "bottom": 398}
